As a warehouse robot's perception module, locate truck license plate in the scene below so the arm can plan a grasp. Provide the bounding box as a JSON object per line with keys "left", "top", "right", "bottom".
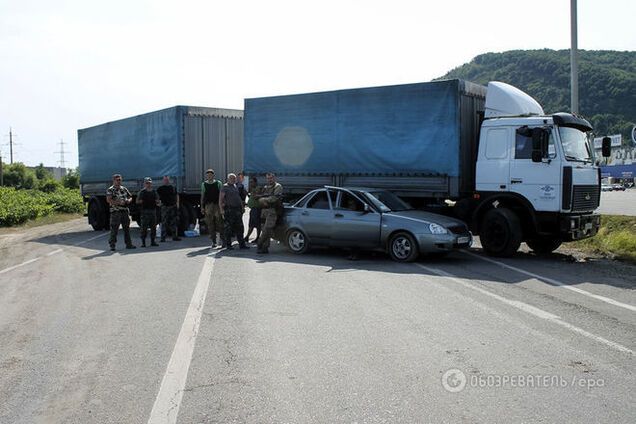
{"left": 584, "top": 222, "right": 593, "bottom": 231}
{"left": 457, "top": 236, "right": 470, "bottom": 244}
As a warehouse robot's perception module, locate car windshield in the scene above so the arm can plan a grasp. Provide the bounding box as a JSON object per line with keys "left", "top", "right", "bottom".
{"left": 559, "top": 127, "right": 592, "bottom": 163}
{"left": 363, "top": 190, "right": 413, "bottom": 212}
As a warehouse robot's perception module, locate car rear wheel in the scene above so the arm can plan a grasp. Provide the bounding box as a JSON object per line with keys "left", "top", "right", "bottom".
{"left": 286, "top": 229, "right": 309, "bottom": 254}
{"left": 480, "top": 208, "right": 522, "bottom": 257}
{"left": 389, "top": 232, "right": 419, "bottom": 262}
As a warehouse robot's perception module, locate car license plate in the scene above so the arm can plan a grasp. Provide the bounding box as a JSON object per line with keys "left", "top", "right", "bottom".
{"left": 457, "top": 236, "right": 470, "bottom": 244}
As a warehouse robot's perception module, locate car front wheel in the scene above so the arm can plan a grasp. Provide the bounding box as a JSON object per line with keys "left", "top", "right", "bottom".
{"left": 389, "top": 232, "right": 419, "bottom": 262}
{"left": 286, "top": 229, "right": 309, "bottom": 254}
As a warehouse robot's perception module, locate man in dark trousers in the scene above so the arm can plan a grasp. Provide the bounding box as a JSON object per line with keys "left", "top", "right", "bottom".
{"left": 219, "top": 173, "right": 249, "bottom": 250}
{"left": 136, "top": 177, "right": 160, "bottom": 247}
{"left": 157, "top": 176, "right": 181, "bottom": 242}
{"left": 106, "top": 174, "right": 136, "bottom": 251}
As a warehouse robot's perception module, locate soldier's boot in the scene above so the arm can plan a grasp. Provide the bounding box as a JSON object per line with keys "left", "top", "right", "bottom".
{"left": 160, "top": 235, "right": 166, "bottom": 242}
{"left": 150, "top": 238, "right": 159, "bottom": 247}
{"left": 141, "top": 238, "right": 147, "bottom": 248}
{"left": 211, "top": 236, "right": 217, "bottom": 248}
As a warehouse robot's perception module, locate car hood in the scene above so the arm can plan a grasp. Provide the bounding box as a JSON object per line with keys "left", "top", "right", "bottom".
{"left": 384, "top": 210, "right": 467, "bottom": 227}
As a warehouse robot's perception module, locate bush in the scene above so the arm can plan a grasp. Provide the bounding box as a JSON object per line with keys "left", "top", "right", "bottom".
{"left": 62, "top": 168, "right": 80, "bottom": 189}
{"left": 0, "top": 187, "right": 83, "bottom": 227}
{"left": 37, "top": 178, "right": 61, "bottom": 193}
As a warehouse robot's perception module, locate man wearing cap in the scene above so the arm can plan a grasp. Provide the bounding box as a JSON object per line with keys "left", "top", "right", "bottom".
{"left": 136, "top": 177, "right": 160, "bottom": 247}
{"left": 200, "top": 169, "right": 224, "bottom": 247}
{"left": 106, "top": 174, "right": 136, "bottom": 251}
{"left": 157, "top": 176, "right": 181, "bottom": 242}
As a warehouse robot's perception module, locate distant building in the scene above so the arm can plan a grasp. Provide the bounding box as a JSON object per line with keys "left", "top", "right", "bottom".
{"left": 27, "top": 166, "right": 67, "bottom": 181}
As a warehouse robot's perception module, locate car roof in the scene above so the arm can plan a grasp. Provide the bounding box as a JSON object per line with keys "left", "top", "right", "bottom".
{"left": 323, "top": 185, "right": 380, "bottom": 192}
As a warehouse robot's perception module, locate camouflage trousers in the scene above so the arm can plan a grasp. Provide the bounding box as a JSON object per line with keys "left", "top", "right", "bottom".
{"left": 257, "top": 208, "right": 278, "bottom": 251}
{"left": 223, "top": 207, "right": 246, "bottom": 247}
{"left": 204, "top": 203, "right": 224, "bottom": 241}
{"left": 140, "top": 209, "right": 157, "bottom": 241}
{"left": 109, "top": 209, "right": 132, "bottom": 248}
{"left": 161, "top": 205, "right": 179, "bottom": 239}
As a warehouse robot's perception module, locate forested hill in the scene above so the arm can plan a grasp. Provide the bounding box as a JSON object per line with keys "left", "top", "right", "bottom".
{"left": 438, "top": 49, "right": 636, "bottom": 142}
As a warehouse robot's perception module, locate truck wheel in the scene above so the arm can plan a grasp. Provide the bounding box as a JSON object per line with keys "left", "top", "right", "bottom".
{"left": 480, "top": 208, "right": 522, "bottom": 257}
{"left": 286, "top": 229, "right": 309, "bottom": 254}
{"left": 389, "top": 232, "right": 419, "bottom": 262}
{"left": 527, "top": 236, "right": 562, "bottom": 255}
{"left": 88, "top": 197, "right": 106, "bottom": 231}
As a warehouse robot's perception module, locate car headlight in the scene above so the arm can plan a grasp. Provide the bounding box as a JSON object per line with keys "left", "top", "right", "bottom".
{"left": 429, "top": 223, "right": 448, "bottom": 234}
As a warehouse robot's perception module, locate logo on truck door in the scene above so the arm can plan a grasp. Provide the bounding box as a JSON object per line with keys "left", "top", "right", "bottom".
{"left": 539, "top": 185, "right": 556, "bottom": 199}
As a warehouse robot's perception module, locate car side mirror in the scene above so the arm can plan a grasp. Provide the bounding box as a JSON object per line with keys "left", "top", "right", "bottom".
{"left": 362, "top": 203, "right": 371, "bottom": 214}
{"left": 532, "top": 128, "right": 548, "bottom": 163}
{"left": 602, "top": 137, "right": 612, "bottom": 158}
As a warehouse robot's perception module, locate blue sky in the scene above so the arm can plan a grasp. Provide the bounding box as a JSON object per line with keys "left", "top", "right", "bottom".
{"left": 1, "top": 0, "right": 634, "bottom": 168}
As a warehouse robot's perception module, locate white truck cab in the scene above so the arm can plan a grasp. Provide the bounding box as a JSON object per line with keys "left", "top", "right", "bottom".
{"left": 474, "top": 82, "right": 602, "bottom": 256}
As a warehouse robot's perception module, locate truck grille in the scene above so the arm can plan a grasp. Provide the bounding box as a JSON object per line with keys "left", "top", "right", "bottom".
{"left": 571, "top": 185, "right": 600, "bottom": 212}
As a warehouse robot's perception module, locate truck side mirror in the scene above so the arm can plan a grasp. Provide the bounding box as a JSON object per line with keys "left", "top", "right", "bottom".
{"left": 531, "top": 128, "right": 548, "bottom": 163}
{"left": 602, "top": 137, "right": 612, "bottom": 158}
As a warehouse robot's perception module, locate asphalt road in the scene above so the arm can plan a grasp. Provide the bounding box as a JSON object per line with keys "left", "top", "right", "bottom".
{"left": 598, "top": 188, "right": 636, "bottom": 216}
{"left": 0, "top": 218, "right": 634, "bottom": 423}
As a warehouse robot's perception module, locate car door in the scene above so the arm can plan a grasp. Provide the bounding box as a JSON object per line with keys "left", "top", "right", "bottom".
{"left": 330, "top": 189, "right": 382, "bottom": 248}
{"left": 297, "top": 189, "right": 334, "bottom": 246}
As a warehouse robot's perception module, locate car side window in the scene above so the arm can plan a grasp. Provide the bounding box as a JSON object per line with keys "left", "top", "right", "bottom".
{"left": 306, "top": 191, "right": 331, "bottom": 210}
{"left": 337, "top": 192, "right": 365, "bottom": 212}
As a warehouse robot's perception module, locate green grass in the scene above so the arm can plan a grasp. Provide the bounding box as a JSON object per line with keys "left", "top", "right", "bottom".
{"left": 569, "top": 215, "right": 636, "bottom": 263}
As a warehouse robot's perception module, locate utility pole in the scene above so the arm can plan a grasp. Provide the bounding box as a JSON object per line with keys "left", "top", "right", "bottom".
{"left": 570, "top": 0, "right": 579, "bottom": 114}
{"left": 9, "top": 127, "right": 15, "bottom": 164}
{"left": 55, "top": 139, "right": 67, "bottom": 169}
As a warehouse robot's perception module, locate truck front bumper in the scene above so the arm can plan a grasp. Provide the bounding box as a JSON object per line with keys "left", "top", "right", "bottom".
{"left": 560, "top": 213, "right": 601, "bottom": 241}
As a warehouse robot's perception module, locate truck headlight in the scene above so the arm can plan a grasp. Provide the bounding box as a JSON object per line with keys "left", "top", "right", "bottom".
{"left": 429, "top": 223, "right": 448, "bottom": 234}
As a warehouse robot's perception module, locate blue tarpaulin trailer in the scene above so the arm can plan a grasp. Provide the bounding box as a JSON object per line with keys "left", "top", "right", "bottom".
{"left": 244, "top": 79, "right": 486, "bottom": 198}
{"left": 78, "top": 106, "right": 243, "bottom": 231}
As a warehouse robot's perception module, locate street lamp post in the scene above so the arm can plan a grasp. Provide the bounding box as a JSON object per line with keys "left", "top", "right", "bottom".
{"left": 570, "top": 0, "right": 579, "bottom": 114}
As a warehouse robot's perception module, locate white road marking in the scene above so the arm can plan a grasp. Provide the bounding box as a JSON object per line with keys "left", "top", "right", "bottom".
{"left": 0, "top": 232, "right": 108, "bottom": 275}
{"left": 147, "top": 250, "right": 217, "bottom": 424}
{"left": 416, "top": 263, "right": 633, "bottom": 355}
{"left": 464, "top": 251, "right": 636, "bottom": 312}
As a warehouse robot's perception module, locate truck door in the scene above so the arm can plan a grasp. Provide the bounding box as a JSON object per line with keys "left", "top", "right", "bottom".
{"left": 508, "top": 127, "right": 560, "bottom": 212}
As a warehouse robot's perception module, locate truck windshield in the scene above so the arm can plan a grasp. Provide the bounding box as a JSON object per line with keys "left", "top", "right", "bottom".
{"left": 559, "top": 127, "right": 592, "bottom": 163}
{"left": 363, "top": 190, "right": 413, "bottom": 212}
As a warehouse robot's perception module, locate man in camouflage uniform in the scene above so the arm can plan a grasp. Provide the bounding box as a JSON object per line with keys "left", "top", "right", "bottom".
{"left": 256, "top": 172, "right": 283, "bottom": 254}
{"left": 106, "top": 174, "right": 136, "bottom": 251}
{"left": 157, "top": 176, "right": 181, "bottom": 242}
{"left": 200, "top": 169, "right": 224, "bottom": 247}
{"left": 219, "top": 173, "right": 249, "bottom": 250}
{"left": 136, "top": 177, "right": 160, "bottom": 247}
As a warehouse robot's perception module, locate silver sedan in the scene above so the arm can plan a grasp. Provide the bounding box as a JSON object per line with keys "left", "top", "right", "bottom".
{"left": 276, "top": 186, "right": 472, "bottom": 262}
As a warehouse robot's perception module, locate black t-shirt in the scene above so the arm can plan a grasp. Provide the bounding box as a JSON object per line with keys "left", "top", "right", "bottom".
{"left": 157, "top": 184, "right": 177, "bottom": 206}
{"left": 138, "top": 188, "right": 158, "bottom": 210}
